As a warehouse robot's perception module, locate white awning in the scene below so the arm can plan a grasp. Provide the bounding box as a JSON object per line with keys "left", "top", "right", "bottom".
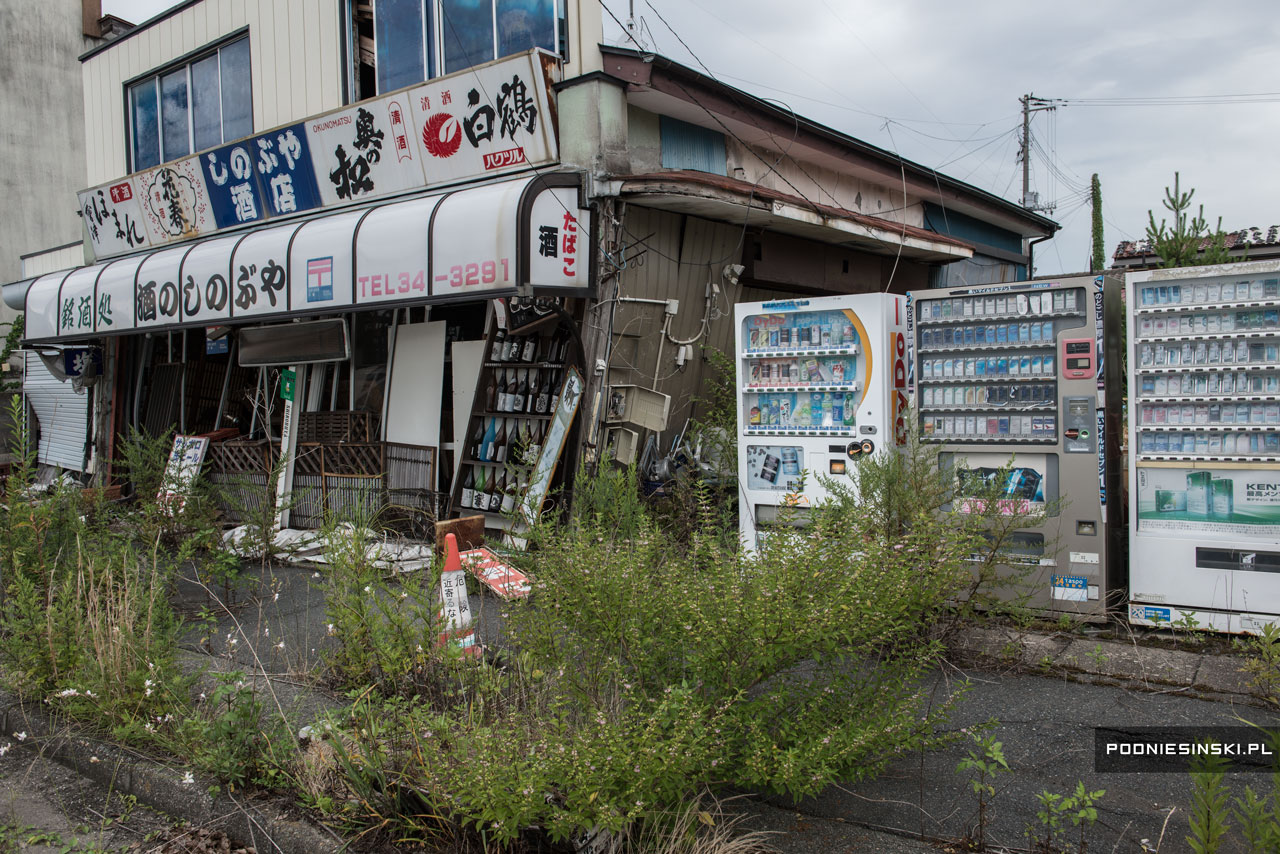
{"left": 23, "top": 172, "right": 591, "bottom": 345}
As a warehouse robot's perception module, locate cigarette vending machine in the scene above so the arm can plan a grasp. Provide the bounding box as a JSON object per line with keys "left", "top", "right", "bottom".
{"left": 909, "top": 274, "right": 1124, "bottom": 618}
{"left": 1127, "top": 262, "right": 1280, "bottom": 633}
{"left": 735, "top": 293, "right": 908, "bottom": 551}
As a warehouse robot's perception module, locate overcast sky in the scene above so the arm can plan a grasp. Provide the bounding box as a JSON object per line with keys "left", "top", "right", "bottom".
{"left": 104, "top": 0, "right": 1280, "bottom": 277}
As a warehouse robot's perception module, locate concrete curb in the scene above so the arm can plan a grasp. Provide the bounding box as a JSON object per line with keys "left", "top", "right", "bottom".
{"left": 0, "top": 691, "right": 345, "bottom": 854}
{"left": 949, "top": 625, "right": 1265, "bottom": 703}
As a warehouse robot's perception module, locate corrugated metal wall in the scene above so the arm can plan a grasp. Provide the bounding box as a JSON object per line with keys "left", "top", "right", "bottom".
{"left": 605, "top": 205, "right": 745, "bottom": 442}
{"left": 24, "top": 351, "right": 89, "bottom": 472}
{"left": 82, "top": 0, "right": 346, "bottom": 186}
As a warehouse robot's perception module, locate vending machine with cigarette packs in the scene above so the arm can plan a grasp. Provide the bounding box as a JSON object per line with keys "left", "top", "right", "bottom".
{"left": 1127, "top": 261, "right": 1280, "bottom": 633}
{"left": 910, "top": 274, "right": 1124, "bottom": 617}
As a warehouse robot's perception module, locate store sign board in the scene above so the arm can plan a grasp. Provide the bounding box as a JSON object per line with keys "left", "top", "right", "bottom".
{"left": 307, "top": 95, "right": 427, "bottom": 207}
{"left": 133, "top": 246, "right": 188, "bottom": 330}
{"left": 134, "top": 160, "right": 214, "bottom": 245}
{"left": 253, "top": 123, "right": 324, "bottom": 217}
{"left": 526, "top": 187, "right": 589, "bottom": 290}
{"left": 93, "top": 256, "right": 142, "bottom": 334}
{"left": 180, "top": 235, "right": 240, "bottom": 326}
{"left": 80, "top": 52, "right": 558, "bottom": 263}
{"left": 78, "top": 181, "right": 151, "bottom": 257}
{"left": 1137, "top": 466, "right": 1280, "bottom": 536}
{"left": 199, "top": 141, "right": 270, "bottom": 229}
{"left": 31, "top": 174, "right": 587, "bottom": 344}
{"left": 407, "top": 51, "right": 557, "bottom": 186}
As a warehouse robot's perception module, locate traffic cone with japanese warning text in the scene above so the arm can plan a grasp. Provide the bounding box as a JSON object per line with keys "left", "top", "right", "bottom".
{"left": 438, "top": 533, "right": 479, "bottom": 655}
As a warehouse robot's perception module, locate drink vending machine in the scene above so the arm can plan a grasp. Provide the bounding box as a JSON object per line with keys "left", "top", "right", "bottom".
{"left": 909, "top": 274, "right": 1124, "bottom": 617}
{"left": 735, "top": 293, "right": 909, "bottom": 550}
{"left": 1127, "top": 261, "right": 1280, "bottom": 633}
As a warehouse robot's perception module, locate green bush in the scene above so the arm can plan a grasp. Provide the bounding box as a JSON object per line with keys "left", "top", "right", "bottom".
{"left": 319, "top": 432, "right": 1000, "bottom": 846}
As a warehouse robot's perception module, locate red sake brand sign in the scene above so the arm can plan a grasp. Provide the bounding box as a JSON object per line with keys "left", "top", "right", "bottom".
{"left": 460, "top": 547, "right": 532, "bottom": 599}
{"left": 407, "top": 50, "right": 557, "bottom": 187}
{"left": 77, "top": 50, "right": 560, "bottom": 262}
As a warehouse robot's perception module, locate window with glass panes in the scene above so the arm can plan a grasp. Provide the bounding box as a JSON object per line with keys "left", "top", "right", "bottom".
{"left": 128, "top": 35, "right": 252, "bottom": 171}
{"left": 370, "top": 0, "right": 562, "bottom": 96}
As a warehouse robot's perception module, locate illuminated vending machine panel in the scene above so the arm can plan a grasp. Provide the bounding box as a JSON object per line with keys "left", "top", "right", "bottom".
{"left": 736, "top": 293, "right": 907, "bottom": 550}
{"left": 1127, "top": 263, "right": 1280, "bottom": 634}
{"left": 911, "top": 275, "right": 1122, "bottom": 617}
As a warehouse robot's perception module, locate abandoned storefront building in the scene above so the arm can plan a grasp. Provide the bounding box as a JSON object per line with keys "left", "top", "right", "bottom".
{"left": 3, "top": 0, "right": 1055, "bottom": 537}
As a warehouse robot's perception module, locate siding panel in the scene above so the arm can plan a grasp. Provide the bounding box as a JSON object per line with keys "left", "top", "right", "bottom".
{"left": 83, "top": 0, "right": 347, "bottom": 186}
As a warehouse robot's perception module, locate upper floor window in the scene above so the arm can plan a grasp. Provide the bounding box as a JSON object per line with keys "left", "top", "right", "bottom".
{"left": 128, "top": 36, "right": 252, "bottom": 172}
{"left": 354, "top": 0, "right": 562, "bottom": 99}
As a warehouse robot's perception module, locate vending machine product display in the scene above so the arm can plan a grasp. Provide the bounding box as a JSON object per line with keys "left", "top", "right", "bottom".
{"left": 1127, "top": 262, "right": 1280, "bottom": 633}
{"left": 735, "top": 293, "right": 909, "bottom": 550}
{"left": 910, "top": 274, "right": 1124, "bottom": 617}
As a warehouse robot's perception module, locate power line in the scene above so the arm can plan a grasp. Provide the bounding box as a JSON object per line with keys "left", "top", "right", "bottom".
{"left": 1059, "top": 92, "right": 1280, "bottom": 106}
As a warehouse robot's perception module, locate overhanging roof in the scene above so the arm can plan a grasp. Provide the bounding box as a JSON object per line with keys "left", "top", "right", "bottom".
{"left": 597, "top": 46, "right": 1058, "bottom": 242}
{"left": 616, "top": 171, "right": 974, "bottom": 263}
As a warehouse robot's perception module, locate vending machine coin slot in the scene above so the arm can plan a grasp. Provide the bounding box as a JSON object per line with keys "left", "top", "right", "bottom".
{"left": 1063, "top": 396, "right": 1095, "bottom": 453}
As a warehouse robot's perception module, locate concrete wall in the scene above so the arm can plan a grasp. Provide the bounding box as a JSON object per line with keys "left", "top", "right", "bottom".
{"left": 0, "top": 0, "right": 95, "bottom": 324}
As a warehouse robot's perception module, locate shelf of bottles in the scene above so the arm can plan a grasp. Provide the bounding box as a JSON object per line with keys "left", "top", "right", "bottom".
{"left": 454, "top": 323, "right": 573, "bottom": 516}
{"left": 741, "top": 308, "right": 861, "bottom": 438}
{"left": 1134, "top": 276, "right": 1280, "bottom": 462}
{"left": 915, "top": 287, "right": 1085, "bottom": 443}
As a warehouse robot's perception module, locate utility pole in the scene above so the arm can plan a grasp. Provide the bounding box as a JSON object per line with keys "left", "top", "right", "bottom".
{"left": 1019, "top": 94, "right": 1059, "bottom": 213}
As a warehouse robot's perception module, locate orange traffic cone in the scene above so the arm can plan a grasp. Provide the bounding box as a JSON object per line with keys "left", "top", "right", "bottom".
{"left": 444, "top": 532, "right": 462, "bottom": 574}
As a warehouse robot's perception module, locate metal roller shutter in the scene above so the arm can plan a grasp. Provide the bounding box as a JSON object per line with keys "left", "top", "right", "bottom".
{"left": 23, "top": 352, "right": 89, "bottom": 472}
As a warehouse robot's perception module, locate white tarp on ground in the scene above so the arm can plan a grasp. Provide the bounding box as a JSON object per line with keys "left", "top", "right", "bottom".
{"left": 221, "top": 524, "right": 434, "bottom": 572}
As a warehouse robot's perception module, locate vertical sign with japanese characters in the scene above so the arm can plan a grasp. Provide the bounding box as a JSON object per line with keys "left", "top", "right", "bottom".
{"left": 526, "top": 186, "right": 590, "bottom": 291}
{"left": 438, "top": 564, "right": 476, "bottom": 649}
{"left": 134, "top": 158, "right": 214, "bottom": 245}
{"left": 158, "top": 434, "right": 210, "bottom": 515}
{"left": 407, "top": 51, "right": 557, "bottom": 186}
{"left": 78, "top": 182, "right": 151, "bottom": 259}
{"left": 56, "top": 267, "right": 100, "bottom": 337}
{"left": 306, "top": 96, "right": 427, "bottom": 207}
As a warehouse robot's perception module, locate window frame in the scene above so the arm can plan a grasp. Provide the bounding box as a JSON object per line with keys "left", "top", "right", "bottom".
{"left": 368, "top": 0, "right": 563, "bottom": 96}
{"left": 124, "top": 29, "right": 254, "bottom": 173}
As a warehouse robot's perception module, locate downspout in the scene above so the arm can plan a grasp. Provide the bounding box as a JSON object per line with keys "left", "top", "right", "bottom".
{"left": 1027, "top": 233, "right": 1054, "bottom": 280}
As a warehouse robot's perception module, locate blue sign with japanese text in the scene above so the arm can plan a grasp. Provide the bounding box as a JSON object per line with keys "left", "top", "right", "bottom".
{"left": 198, "top": 124, "right": 323, "bottom": 229}
{"left": 253, "top": 123, "right": 322, "bottom": 217}
{"left": 199, "top": 141, "right": 268, "bottom": 229}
